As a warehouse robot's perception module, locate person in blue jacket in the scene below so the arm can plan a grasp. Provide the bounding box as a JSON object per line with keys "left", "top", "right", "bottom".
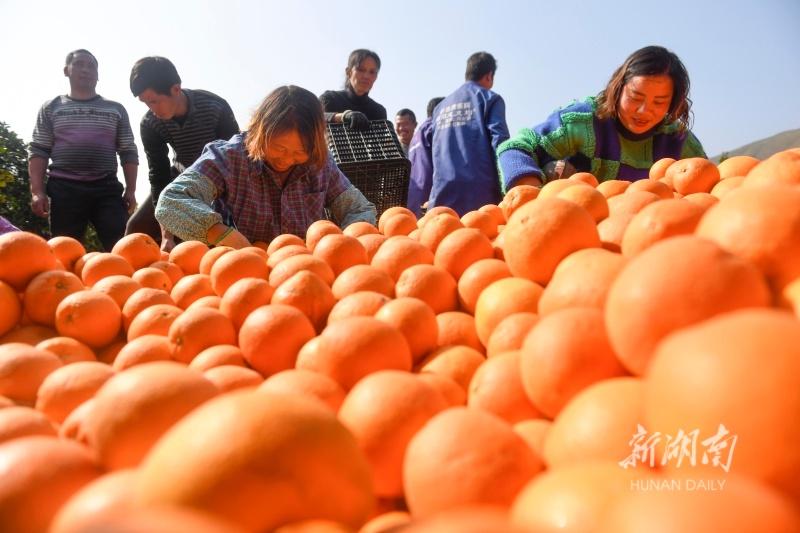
{"left": 406, "top": 96, "right": 444, "bottom": 217}
{"left": 429, "top": 52, "right": 509, "bottom": 216}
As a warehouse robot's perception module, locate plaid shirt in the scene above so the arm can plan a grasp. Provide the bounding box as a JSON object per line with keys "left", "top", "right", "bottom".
{"left": 156, "top": 134, "right": 369, "bottom": 243}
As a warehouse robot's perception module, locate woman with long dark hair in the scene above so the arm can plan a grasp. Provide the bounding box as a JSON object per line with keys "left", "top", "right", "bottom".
{"left": 319, "top": 49, "right": 386, "bottom": 130}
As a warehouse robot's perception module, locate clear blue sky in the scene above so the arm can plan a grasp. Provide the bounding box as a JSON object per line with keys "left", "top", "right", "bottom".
{"left": 2, "top": 0, "right": 798, "bottom": 203}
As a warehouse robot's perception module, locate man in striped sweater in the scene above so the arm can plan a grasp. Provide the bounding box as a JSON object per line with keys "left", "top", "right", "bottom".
{"left": 127, "top": 56, "right": 240, "bottom": 249}
{"left": 29, "top": 49, "right": 139, "bottom": 251}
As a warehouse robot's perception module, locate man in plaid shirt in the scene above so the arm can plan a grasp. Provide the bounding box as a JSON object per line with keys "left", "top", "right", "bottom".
{"left": 155, "top": 86, "right": 375, "bottom": 247}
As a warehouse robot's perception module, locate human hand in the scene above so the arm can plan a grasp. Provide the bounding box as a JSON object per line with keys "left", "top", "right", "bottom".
{"left": 30, "top": 193, "right": 49, "bottom": 218}
{"left": 342, "top": 110, "right": 371, "bottom": 131}
{"left": 160, "top": 226, "right": 175, "bottom": 252}
{"left": 217, "top": 228, "right": 251, "bottom": 249}
{"left": 122, "top": 188, "right": 138, "bottom": 215}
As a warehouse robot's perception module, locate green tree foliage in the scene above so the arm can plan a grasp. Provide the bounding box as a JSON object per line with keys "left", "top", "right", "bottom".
{"left": 0, "top": 121, "right": 103, "bottom": 251}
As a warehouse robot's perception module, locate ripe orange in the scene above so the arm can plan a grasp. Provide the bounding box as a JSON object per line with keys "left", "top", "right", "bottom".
{"left": 238, "top": 304, "right": 316, "bottom": 376}
{"left": 665, "top": 157, "right": 720, "bottom": 194}
{"left": 742, "top": 149, "right": 800, "bottom": 187}
{"left": 169, "top": 240, "right": 209, "bottom": 275}
{"left": 474, "top": 277, "right": 544, "bottom": 346}
{"left": 121, "top": 287, "right": 175, "bottom": 330}
{"left": 209, "top": 249, "right": 269, "bottom": 296}
{"left": 269, "top": 254, "right": 335, "bottom": 287}
{"left": 271, "top": 270, "right": 335, "bottom": 332}
{"left": 111, "top": 233, "right": 161, "bottom": 270}
{"left": 189, "top": 345, "right": 246, "bottom": 372}
{"left": 170, "top": 273, "right": 215, "bottom": 309}
{"left": 620, "top": 198, "right": 705, "bottom": 257}
{"left": 55, "top": 290, "right": 122, "bottom": 349}
{"left": 485, "top": 313, "right": 539, "bottom": 358}
{"left": 147, "top": 260, "right": 185, "bottom": 287}
{"left": 381, "top": 213, "right": 418, "bottom": 237}
{"left": 0, "top": 280, "right": 20, "bottom": 338}
{"left": 259, "top": 369, "right": 346, "bottom": 412}
{"left": 435, "top": 311, "right": 484, "bottom": 352}
{"left": 132, "top": 266, "right": 173, "bottom": 292}
{"left": 434, "top": 228, "right": 495, "bottom": 280}
{"left": 47, "top": 236, "right": 85, "bottom": 273}
{"left": 91, "top": 275, "right": 142, "bottom": 309}
{"left": 0, "top": 232, "right": 58, "bottom": 291}
{"left": 35, "top": 336, "right": 96, "bottom": 364}
{"left": 596, "top": 179, "right": 631, "bottom": 198}
{"left": 374, "top": 297, "right": 438, "bottom": 363}
{"left": 461, "top": 210, "right": 498, "bottom": 239}
{"left": 649, "top": 157, "right": 676, "bottom": 180}
{"left": 568, "top": 172, "right": 600, "bottom": 187}
{"left": 218, "top": 277, "right": 274, "bottom": 331}
{"left": 607, "top": 190, "right": 660, "bottom": 218}
{"left": 456, "top": 258, "right": 512, "bottom": 315}
{"left": 313, "top": 233, "right": 369, "bottom": 277}
{"left": 467, "top": 351, "right": 543, "bottom": 423}
{"left": 34, "top": 361, "right": 115, "bottom": 425}
{"left": 267, "top": 233, "right": 306, "bottom": 255}
{"left": 357, "top": 233, "right": 387, "bottom": 262}
{"left": 395, "top": 264, "right": 457, "bottom": 313}
{"left": 203, "top": 365, "right": 264, "bottom": 393}
{"left": 80, "top": 253, "right": 135, "bottom": 287}
{"left": 370, "top": 236, "right": 434, "bottom": 282}
{"left": 416, "top": 345, "right": 486, "bottom": 392}
{"left": 331, "top": 264, "right": 395, "bottom": 300}
{"left": 342, "top": 221, "right": 380, "bottom": 238}
{"left": 417, "top": 213, "right": 463, "bottom": 253}
{"left": 266, "top": 244, "right": 311, "bottom": 269}
{"left": 596, "top": 212, "right": 635, "bottom": 253}
{"left": 112, "top": 334, "right": 175, "bottom": 370}
{"left": 0, "top": 406, "right": 57, "bottom": 444}
{"left": 126, "top": 303, "right": 182, "bottom": 340}
{"left": 557, "top": 183, "right": 610, "bottom": 222}
{"left": 306, "top": 219, "right": 342, "bottom": 252}
{"left": 626, "top": 178, "right": 673, "bottom": 199}
{"left": 22, "top": 270, "right": 84, "bottom": 327}
{"left": 167, "top": 306, "right": 236, "bottom": 363}
{"left": 717, "top": 155, "right": 759, "bottom": 179}
{"left": 711, "top": 175, "right": 745, "bottom": 198}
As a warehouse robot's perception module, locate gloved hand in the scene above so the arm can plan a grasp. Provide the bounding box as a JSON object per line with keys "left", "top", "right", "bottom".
{"left": 342, "top": 110, "right": 371, "bottom": 131}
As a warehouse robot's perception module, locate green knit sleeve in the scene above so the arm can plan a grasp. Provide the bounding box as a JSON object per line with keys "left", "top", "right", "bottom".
{"left": 681, "top": 131, "right": 707, "bottom": 159}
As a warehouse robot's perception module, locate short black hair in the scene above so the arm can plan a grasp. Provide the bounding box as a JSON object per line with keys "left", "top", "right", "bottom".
{"left": 395, "top": 108, "right": 416, "bottom": 124}
{"left": 465, "top": 52, "right": 496, "bottom": 82}
{"left": 130, "top": 56, "right": 182, "bottom": 97}
{"left": 65, "top": 49, "right": 97, "bottom": 67}
{"left": 426, "top": 97, "right": 445, "bottom": 118}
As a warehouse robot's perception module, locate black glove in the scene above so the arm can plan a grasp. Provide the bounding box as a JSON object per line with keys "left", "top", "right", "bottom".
{"left": 342, "top": 110, "right": 371, "bottom": 131}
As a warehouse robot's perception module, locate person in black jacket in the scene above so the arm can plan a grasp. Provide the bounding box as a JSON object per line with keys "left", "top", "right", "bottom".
{"left": 319, "top": 49, "right": 386, "bottom": 131}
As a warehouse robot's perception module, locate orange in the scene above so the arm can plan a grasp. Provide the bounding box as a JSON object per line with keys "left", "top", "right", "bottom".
{"left": 568, "top": 171, "right": 600, "bottom": 187}
{"left": 47, "top": 236, "right": 85, "bottom": 273}
{"left": 238, "top": 304, "right": 316, "bottom": 376}
{"left": 84, "top": 361, "right": 218, "bottom": 470}
{"left": 538, "top": 248, "right": 627, "bottom": 314}
{"left": 91, "top": 274, "right": 142, "bottom": 309}
{"left": 331, "top": 264, "right": 395, "bottom": 300}
{"left": 312, "top": 233, "right": 369, "bottom": 278}
{"left": 461, "top": 210, "right": 498, "bottom": 239}
{"left": 417, "top": 373, "right": 466, "bottom": 407}
{"left": 598, "top": 473, "right": 800, "bottom": 533}
{"left": 607, "top": 190, "right": 660, "bottom": 217}
{"left": 620, "top": 198, "right": 705, "bottom": 257}
{"left": 435, "top": 311, "right": 484, "bottom": 352}
{"left": 696, "top": 184, "right": 800, "bottom": 294}
{"left": 520, "top": 307, "right": 626, "bottom": 418}
{"left": 342, "top": 221, "right": 379, "bottom": 238}
{"left": 433, "top": 228, "right": 495, "bottom": 280}
{"left": 605, "top": 235, "right": 771, "bottom": 375}
{"left": 35, "top": 336, "right": 96, "bottom": 364}
{"left": 0, "top": 280, "right": 21, "bottom": 338}
{"left": 218, "top": 277, "right": 274, "bottom": 331}
{"left": 649, "top": 157, "right": 676, "bottom": 180}
{"left": 55, "top": 290, "right": 122, "bottom": 348}
{"left": 187, "top": 294, "right": 221, "bottom": 310}
{"left": 121, "top": 287, "right": 175, "bottom": 330}
{"left": 72, "top": 251, "right": 99, "bottom": 279}
{"left": 48, "top": 469, "right": 138, "bottom": 533}
{"left": 306, "top": 219, "right": 342, "bottom": 252}
{"left": 513, "top": 418, "right": 551, "bottom": 458}
{"left": 400, "top": 506, "right": 525, "bottom": 533}
{"left": 474, "top": 277, "right": 544, "bottom": 346}
{"left": 112, "top": 334, "right": 175, "bottom": 370}
{"left": 198, "top": 245, "right": 233, "bottom": 275}
{"left": 267, "top": 233, "right": 306, "bottom": 255}
{"left": 742, "top": 149, "right": 800, "bottom": 187}
{"left": 596, "top": 179, "right": 630, "bottom": 198}
{"left": 126, "top": 303, "right": 183, "bottom": 340}
{"left": 556, "top": 183, "right": 610, "bottom": 222}
{"left": 131, "top": 266, "right": 173, "bottom": 292}
{"left": 359, "top": 511, "right": 412, "bottom": 533}
{"left": 0, "top": 324, "right": 57, "bottom": 346}
{"left": 627, "top": 178, "right": 673, "bottom": 198}
{"left": 22, "top": 270, "right": 84, "bottom": 327}
{"left": 381, "top": 213, "right": 417, "bottom": 237}
{"left": 370, "top": 236, "right": 434, "bottom": 282}
{"left": 681, "top": 191, "right": 719, "bottom": 210}
{"left": 170, "top": 273, "right": 214, "bottom": 309}
{"left": 378, "top": 206, "right": 416, "bottom": 233}
{"left": 395, "top": 264, "right": 457, "bottom": 313}
{"left": 0, "top": 406, "right": 56, "bottom": 443}
{"left": 456, "top": 258, "right": 512, "bottom": 314}
{"left": 357, "top": 233, "right": 387, "bottom": 262}
{"left": 135, "top": 390, "right": 375, "bottom": 531}
{"left": 269, "top": 254, "right": 335, "bottom": 287}
{"left": 420, "top": 205, "right": 459, "bottom": 224}
{"left": 266, "top": 243, "right": 311, "bottom": 269}
{"left": 503, "top": 197, "right": 600, "bottom": 285}
{"left": 416, "top": 345, "right": 486, "bottom": 392}
{"left": 240, "top": 245, "right": 268, "bottom": 260}
{"left": 203, "top": 365, "right": 264, "bottom": 392}
{"left": 711, "top": 175, "right": 745, "bottom": 198}
{"left": 485, "top": 313, "right": 539, "bottom": 358}
{"left": 645, "top": 309, "right": 800, "bottom": 500}
{"left": 80, "top": 252, "right": 135, "bottom": 286}
{"left": 34, "top": 361, "right": 115, "bottom": 425}
{"left": 271, "top": 270, "right": 335, "bottom": 332}
{"left": 167, "top": 306, "right": 236, "bottom": 364}
{"left": 0, "top": 436, "right": 102, "bottom": 533}
{"left": 338, "top": 371, "right": 447, "bottom": 497}
{"left": 664, "top": 157, "right": 720, "bottom": 194}
{"left": 0, "top": 231, "right": 58, "bottom": 291}
{"left": 374, "top": 297, "right": 438, "bottom": 363}
{"left": 209, "top": 249, "right": 269, "bottom": 296}
{"left": 478, "top": 203, "right": 506, "bottom": 225}
{"left": 54, "top": 505, "right": 248, "bottom": 533}
{"left": 403, "top": 407, "right": 543, "bottom": 517}
{"left": 58, "top": 398, "right": 94, "bottom": 444}
{"left": 467, "top": 351, "right": 542, "bottom": 423}
{"left": 259, "top": 369, "right": 346, "bottom": 412}
{"left": 510, "top": 461, "right": 652, "bottom": 533}
{"left": 417, "top": 212, "right": 463, "bottom": 253}
{"left": 96, "top": 340, "right": 125, "bottom": 365}
{"left": 295, "top": 316, "right": 412, "bottom": 390}
{"left": 717, "top": 154, "right": 759, "bottom": 179}
{"left": 189, "top": 345, "right": 246, "bottom": 372}
{"left": 543, "top": 377, "right": 643, "bottom": 468}
{"left": 596, "top": 212, "right": 635, "bottom": 253}
{"left": 168, "top": 240, "right": 209, "bottom": 275}
{"left": 111, "top": 233, "right": 160, "bottom": 270}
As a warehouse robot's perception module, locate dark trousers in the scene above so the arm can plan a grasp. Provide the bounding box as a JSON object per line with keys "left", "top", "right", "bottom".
{"left": 46, "top": 175, "right": 127, "bottom": 252}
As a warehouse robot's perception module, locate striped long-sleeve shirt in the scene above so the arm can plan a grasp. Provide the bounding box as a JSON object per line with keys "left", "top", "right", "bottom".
{"left": 29, "top": 95, "right": 138, "bottom": 181}
{"left": 140, "top": 89, "right": 239, "bottom": 204}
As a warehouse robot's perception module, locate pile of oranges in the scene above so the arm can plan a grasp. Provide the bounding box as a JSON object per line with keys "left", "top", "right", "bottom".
{"left": 0, "top": 151, "right": 799, "bottom": 532}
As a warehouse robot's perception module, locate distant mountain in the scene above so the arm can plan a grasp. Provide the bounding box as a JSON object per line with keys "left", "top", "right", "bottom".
{"left": 713, "top": 128, "right": 800, "bottom": 162}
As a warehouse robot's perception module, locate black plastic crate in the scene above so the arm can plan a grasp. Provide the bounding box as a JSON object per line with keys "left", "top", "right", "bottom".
{"left": 327, "top": 121, "right": 411, "bottom": 216}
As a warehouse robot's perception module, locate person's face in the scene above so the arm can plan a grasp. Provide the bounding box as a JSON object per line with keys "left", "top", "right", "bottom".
{"left": 64, "top": 52, "right": 98, "bottom": 90}
{"left": 394, "top": 114, "right": 416, "bottom": 145}
{"left": 265, "top": 129, "right": 309, "bottom": 172}
{"left": 138, "top": 85, "right": 183, "bottom": 120}
{"left": 347, "top": 57, "right": 379, "bottom": 96}
{"left": 617, "top": 74, "right": 674, "bottom": 134}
